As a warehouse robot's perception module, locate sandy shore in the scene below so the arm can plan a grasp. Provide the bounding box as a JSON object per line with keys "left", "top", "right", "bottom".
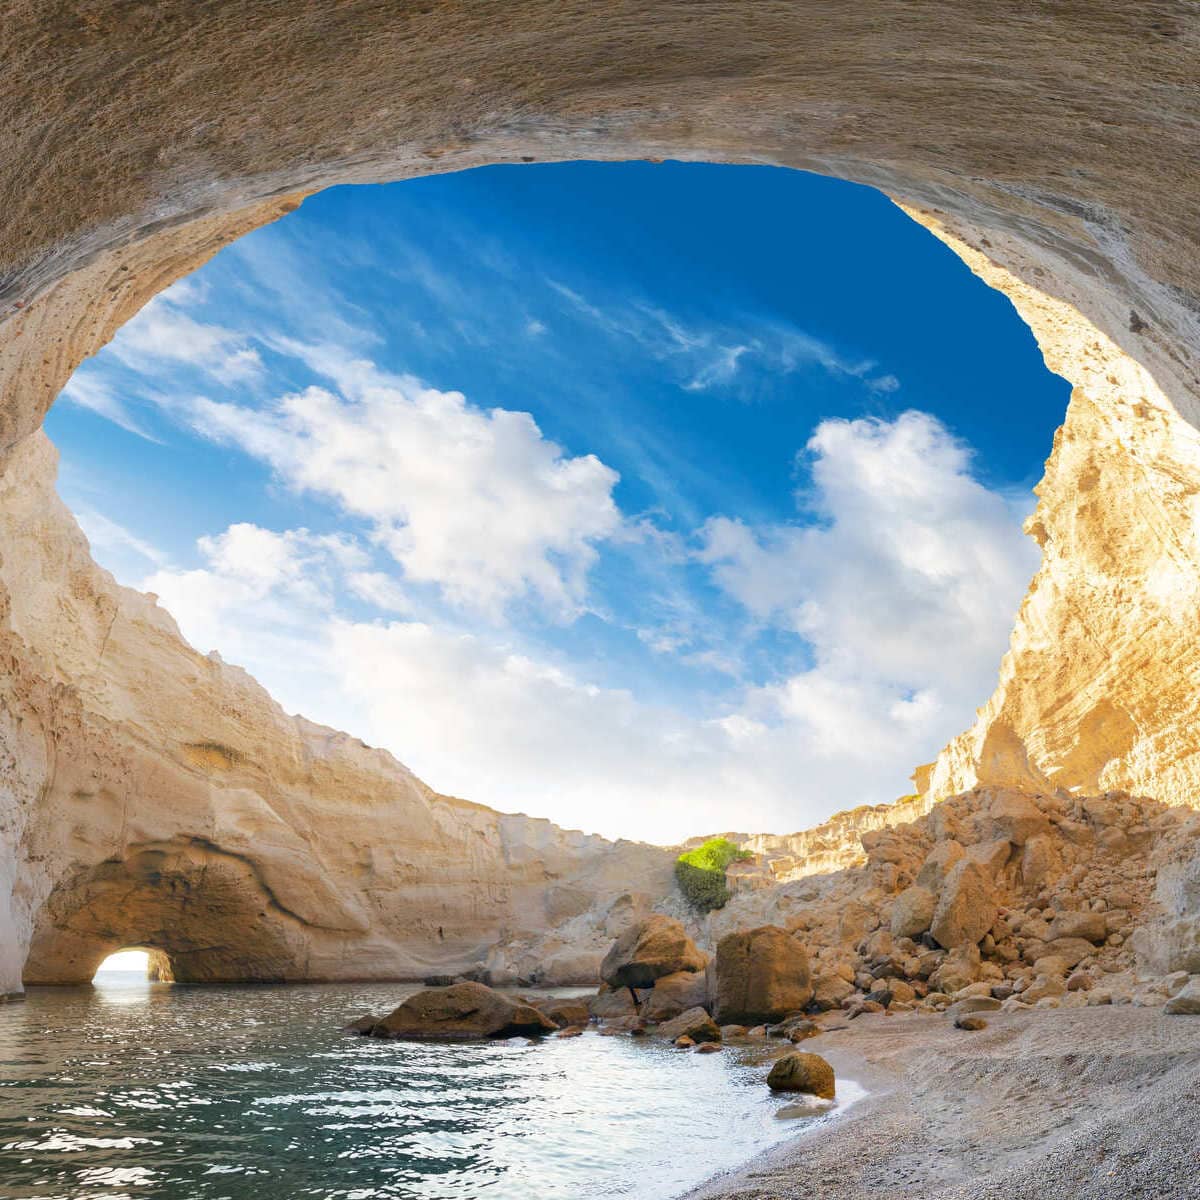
{"left": 685, "top": 1007, "right": 1200, "bottom": 1200}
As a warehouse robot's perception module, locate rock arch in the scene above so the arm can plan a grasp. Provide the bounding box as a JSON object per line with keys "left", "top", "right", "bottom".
{"left": 3, "top": 3, "right": 1199, "bottom": 994}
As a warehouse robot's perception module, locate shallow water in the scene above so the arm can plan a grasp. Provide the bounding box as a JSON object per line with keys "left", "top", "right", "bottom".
{"left": 0, "top": 973, "right": 836, "bottom": 1199}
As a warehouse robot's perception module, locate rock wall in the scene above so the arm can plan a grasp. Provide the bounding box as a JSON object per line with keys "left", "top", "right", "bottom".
{"left": 3, "top": 3, "right": 1200, "bottom": 994}
{"left": 2, "top": 431, "right": 674, "bottom": 989}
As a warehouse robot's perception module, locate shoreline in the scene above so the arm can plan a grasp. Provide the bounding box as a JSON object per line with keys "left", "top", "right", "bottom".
{"left": 682, "top": 1006, "right": 1200, "bottom": 1199}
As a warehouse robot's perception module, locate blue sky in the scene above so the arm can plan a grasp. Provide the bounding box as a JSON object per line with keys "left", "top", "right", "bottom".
{"left": 48, "top": 162, "right": 1069, "bottom": 841}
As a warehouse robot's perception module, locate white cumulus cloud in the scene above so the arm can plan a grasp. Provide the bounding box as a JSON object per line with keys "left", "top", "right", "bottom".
{"left": 120, "top": 411, "right": 1037, "bottom": 843}
{"left": 184, "top": 351, "right": 622, "bottom": 618}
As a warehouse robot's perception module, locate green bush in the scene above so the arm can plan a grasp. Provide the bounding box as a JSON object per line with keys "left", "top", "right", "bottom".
{"left": 674, "top": 837, "right": 753, "bottom": 912}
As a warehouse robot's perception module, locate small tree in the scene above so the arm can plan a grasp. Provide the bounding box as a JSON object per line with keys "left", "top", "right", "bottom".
{"left": 674, "top": 837, "right": 753, "bottom": 912}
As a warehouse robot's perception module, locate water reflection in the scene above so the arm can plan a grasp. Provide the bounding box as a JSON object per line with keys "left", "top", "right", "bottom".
{"left": 0, "top": 982, "right": 839, "bottom": 1199}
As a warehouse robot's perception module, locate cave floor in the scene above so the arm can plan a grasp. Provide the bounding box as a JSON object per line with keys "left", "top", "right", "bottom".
{"left": 686, "top": 1005, "right": 1200, "bottom": 1200}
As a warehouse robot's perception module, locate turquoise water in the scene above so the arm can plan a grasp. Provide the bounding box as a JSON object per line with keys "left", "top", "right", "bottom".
{"left": 0, "top": 973, "right": 813, "bottom": 1199}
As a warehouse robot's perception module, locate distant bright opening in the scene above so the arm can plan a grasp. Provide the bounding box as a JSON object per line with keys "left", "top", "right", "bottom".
{"left": 93, "top": 949, "right": 150, "bottom": 980}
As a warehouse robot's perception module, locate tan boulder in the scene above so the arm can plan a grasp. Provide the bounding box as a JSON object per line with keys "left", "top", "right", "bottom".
{"left": 1043, "top": 938, "right": 1094, "bottom": 969}
{"left": 1020, "top": 835, "right": 1065, "bottom": 889}
{"left": 715, "top": 926, "right": 813, "bottom": 1025}
{"left": 534, "top": 997, "right": 591, "bottom": 1029}
{"left": 640, "top": 969, "right": 710, "bottom": 1021}
{"left": 929, "top": 944, "right": 981, "bottom": 994}
{"left": 372, "top": 982, "right": 558, "bottom": 1040}
{"left": 931, "top": 861, "right": 998, "bottom": 949}
{"left": 659, "top": 1006, "right": 721, "bottom": 1043}
{"left": 890, "top": 885, "right": 936, "bottom": 939}
{"left": 1048, "top": 911, "right": 1107, "bottom": 944}
{"left": 965, "top": 839, "right": 1012, "bottom": 877}
{"left": 600, "top": 915, "right": 707, "bottom": 990}
{"left": 1164, "top": 980, "right": 1200, "bottom": 1015}
{"left": 978, "top": 791, "right": 1049, "bottom": 846}
{"left": 917, "top": 841, "right": 966, "bottom": 892}
{"left": 766, "top": 1051, "right": 836, "bottom": 1098}
{"left": 589, "top": 983, "right": 639, "bottom": 1019}
{"left": 1021, "top": 975, "right": 1067, "bottom": 1003}
{"left": 811, "top": 972, "right": 855, "bottom": 1012}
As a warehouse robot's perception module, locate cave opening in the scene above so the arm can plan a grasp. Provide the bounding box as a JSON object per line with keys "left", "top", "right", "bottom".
{"left": 92, "top": 947, "right": 174, "bottom": 985}
{"left": 42, "top": 160, "right": 1071, "bottom": 848}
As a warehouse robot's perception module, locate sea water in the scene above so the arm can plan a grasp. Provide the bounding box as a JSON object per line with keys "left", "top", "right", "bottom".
{"left": 0, "top": 972, "right": 836, "bottom": 1199}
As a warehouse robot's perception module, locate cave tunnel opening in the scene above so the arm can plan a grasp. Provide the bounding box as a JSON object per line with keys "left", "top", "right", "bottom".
{"left": 92, "top": 947, "right": 174, "bottom": 985}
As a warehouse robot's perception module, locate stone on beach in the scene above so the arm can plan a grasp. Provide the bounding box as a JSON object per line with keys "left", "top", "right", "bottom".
{"left": 659, "top": 1006, "right": 721, "bottom": 1044}
{"left": 534, "top": 997, "right": 591, "bottom": 1028}
{"left": 715, "top": 925, "right": 813, "bottom": 1024}
{"left": 931, "top": 860, "right": 998, "bottom": 949}
{"left": 955, "top": 1015, "right": 988, "bottom": 1030}
{"left": 891, "top": 885, "right": 937, "bottom": 938}
{"left": 639, "top": 969, "right": 710, "bottom": 1021}
{"left": 766, "top": 1051, "right": 836, "bottom": 1098}
{"left": 1163, "top": 979, "right": 1200, "bottom": 1015}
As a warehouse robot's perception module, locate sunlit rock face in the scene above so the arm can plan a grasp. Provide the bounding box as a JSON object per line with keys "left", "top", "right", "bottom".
{"left": 3, "top": 435, "right": 674, "bottom": 987}
{"left": 3, "top": 4, "right": 1200, "bottom": 993}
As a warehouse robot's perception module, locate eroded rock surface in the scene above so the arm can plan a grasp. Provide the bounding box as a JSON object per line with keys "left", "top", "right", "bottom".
{"left": 715, "top": 925, "right": 813, "bottom": 1025}
{"left": 365, "top": 982, "right": 558, "bottom": 1040}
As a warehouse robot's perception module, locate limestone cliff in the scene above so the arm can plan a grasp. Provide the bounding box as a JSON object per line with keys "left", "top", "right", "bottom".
{"left": 1, "top": 431, "right": 674, "bottom": 989}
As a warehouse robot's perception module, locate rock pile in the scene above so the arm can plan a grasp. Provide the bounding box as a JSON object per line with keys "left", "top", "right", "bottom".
{"left": 588, "top": 788, "right": 1200, "bottom": 1031}
{"left": 754, "top": 787, "right": 1200, "bottom": 1017}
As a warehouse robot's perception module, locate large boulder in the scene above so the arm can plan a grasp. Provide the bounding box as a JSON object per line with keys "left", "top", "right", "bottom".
{"left": 1043, "top": 937, "right": 1096, "bottom": 969}
{"left": 600, "top": 915, "right": 707, "bottom": 990}
{"left": 1048, "top": 911, "right": 1107, "bottom": 944}
{"left": 589, "top": 983, "right": 639, "bottom": 1019}
{"left": 659, "top": 1006, "right": 721, "bottom": 1043}
{"left": 891, "top": 885, "right": 936, "bottom": 938}
{"left": 1164, "top": 979, "right": 1200, "bottom": 1015}
{"left": 1133, "top": 849, "right": 1200, "bottom": 976}
{"left": 916, "top": 841, "right": 966, "bottom": 891}
{"left": 372, "top": 982, "right": 558, "bottom": 1040}
{"left": 534, "top": 997, "right": 591, "bottom": 1029}
{"left": 929, "top": 943, "right": 981, "bottom": 994}
{"left": 715, "top": 925, "right": 813, "bottom": 1025}
{"left": 766, "top": 1051, "right": 836, "bottom": 1098}
{"left": 641, "top": 969, "right": 710, "bottom": 1021}
{"left": 977, "top": 791, "right": 1049, "bottom": 846}
{"left": 811, "top": 972, "right": 855, "bottom": 1011}
{"left": 1133, "top": 917, "right": 1200, "bottom": 975}
{"left": 1020, "top": 834, "right": 1065, "bottom": 889}
{"left": 931, "top": 860, "right": 998, "bottom": 949}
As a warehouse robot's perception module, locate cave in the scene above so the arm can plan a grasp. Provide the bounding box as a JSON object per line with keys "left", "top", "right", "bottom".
{"left": 3, "top": 4, "right": 1200, "bottom": 1001}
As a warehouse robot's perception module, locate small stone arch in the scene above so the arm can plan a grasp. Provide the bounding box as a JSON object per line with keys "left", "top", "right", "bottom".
{"left": 23, "top": 840, "right": 312, "bottom": 986}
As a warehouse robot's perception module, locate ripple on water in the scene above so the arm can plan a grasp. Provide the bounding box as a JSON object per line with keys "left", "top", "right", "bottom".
{"left": 0, "top": 979, "right": 851, "bottom": 1199}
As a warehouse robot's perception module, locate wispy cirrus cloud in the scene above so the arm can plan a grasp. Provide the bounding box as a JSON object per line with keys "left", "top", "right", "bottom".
{"left": 107, "top": 282, "right": 265, "bottom": 385}
{"left": 546, "top": 280, "right": 902, "bottom": 398}
{"left": 60, "top": 374, "right": 162, "bottom": 442}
